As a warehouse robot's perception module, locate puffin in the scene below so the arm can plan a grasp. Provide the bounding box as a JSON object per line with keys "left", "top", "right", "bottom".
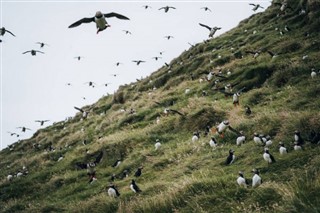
{"left": 7, "top": 131, "right": 20, "bottom": 137}
{"left": 0, "top": 27, "right": 15, "bottom": 37}
{"left": 123, "top": 30, "right": 132, "bottom": 35}
{"left": 249, "top": 3, "right": 264, "bottom": 11}
{"left": 164, "top": 35, "right": 174, "bottom": 40}
{"left": 36, "top": 42, "right": 49, "bottom": 48}
{"left": 236, "top": 131, "right": 246, "bottom": 146}
{"left": 209, "top": 137, "right": 217, "bottom": 148}
{"left": 279, "top": 142, "right": 288, "bottom": 154}
{"left": 68, "top": 11, "right": 130, "bottom": 34}
{"left": 311, "top": 68, "right": 317, "bottom": 78}
{"left": 130, "top": 179, "right": 142, "bottom": 193}
{"left": 264, "top": 135, "right": 272, "bottom": 147}
{"left": 253, "top": 133, "right": 264, "bottom": 146}
{"left": 294, "top": 130, "right": 304, "bottom": 146}
{"left": 293, "top": 141, "right": 302, "bottom": 151}
{"left": 142, "top": 5, "right": 152, "bottom": 9}
{"left": 155, "top": 139, "right": 161, "bottom": 150}
{"left": 226, "top": 149, "right": 235, "bottom": 165}
{"left": 134, "top": 167, "right": 143, "bottom": 177}
{"left": 132, "top": 60, "right": 146, "bottom": 65}
{"left": 192, "top": 131, "right": 200, "bottom": 143}
{"left": 200, "top": 7, "right": 211, "bottom": 12}
{"left": 35, "top": 120, "right": 50, "bottom": 126}
{"left": 252, "top": 169, "right": 262, "bottom": 187}
{"left": 237, "top": 171, "right": 248, "bottom": 187}
{"left": 159, "top": 6, "right": 176, "bottom": 13}
{"left": 263, "top": 148, "right": 276, "bottom": 164}
{"left": 108, "top": 184, "right": 120, "bottom": 197}
{"left": 112, "top": 159, "right": 122, "bottom": 168}
{"left": 152, "top": 56, "right": 162, "bottom": 61}
{"left": 199, "top": 23, "right": 221, "bottom": 38}
{"left": 22, "top": 50, "right": 44, "bottom": 56}
{"left": 17, "top": 126, "right": 31, "bottom": 132}
{"left": 74, "top": 56, "right": 84, "bottom": 61}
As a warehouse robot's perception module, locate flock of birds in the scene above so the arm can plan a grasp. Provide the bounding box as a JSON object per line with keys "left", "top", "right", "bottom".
{"left": 3, "top": 0, "right": 320, "bottom": 199}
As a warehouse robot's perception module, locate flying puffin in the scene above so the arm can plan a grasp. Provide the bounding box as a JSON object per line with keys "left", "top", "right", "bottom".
{"left": 226, "top": 149, "right": 235, "bottom": 165}
{"left": 36, "top": 42, "right": 49, "bottom": 48}
{"left": 237, "top": 171, "right": 248, "bottom": 187}
{"left": 263, "top": 148, "right": 276, "bottom": 164}
{"left": 200, "top": 7, "right": 212, "bottom": 12}
{"left": 0, "top": 27, "right": 15, "bottom": 37}
{"left": 17, "top": 126, "right": 31, "bottom": 132}
{"left": 68, "top": 11, "right": 130, "bottom": 34}
{"left": 123, "top": 30, "right": 132, "bottom": 35}
{"left": 108, "top": 184, "right": 120, "bottom": 197}
{"left": 199, "top": 23, "right": 221, "bottom": 38}
{"left": 249, "top": 3, "right": 264, "bottom": 11}
{"left": 159, "top": 6, "right": 176, "bottom": 13}
{"left": 252, "top": 169, "right": 262, "bottom": 187}
{"left": 130, "top": 179, "right": 142, "bottom": 193}
{"left": 35, "top": 120, "right": 50, "bottom": 126}
{"left": 279, "top": 142, "right": 288, "bottom": 154}
{"left": 22, "top": 50, "right": 44, "bottom": 56}
{"left": 132, "top": 60, "right": 146, "bottom": 65}
{"left": 164, "top": 35, "right": 174, "bottom": 40}
{"left": 142, "top": 5, "right": 152, "bottom": 9}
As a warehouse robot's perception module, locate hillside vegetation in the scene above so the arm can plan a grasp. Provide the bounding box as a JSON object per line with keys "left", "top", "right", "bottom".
{"left": 1, "top": 0, "right": 320, "bottom": 212}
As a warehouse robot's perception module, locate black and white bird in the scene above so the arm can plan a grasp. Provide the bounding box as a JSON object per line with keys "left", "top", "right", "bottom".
{"left": 132, "top": 60, "right": 146, "bottom": 65}
{"left": 200, "top": 7, "right": 212, "bottom": 12}
{"left": 108, "top": 184, "right": 120, "bottom": 197}
{"left": 36, "top": 42, "right": 49, "bottom": 48}
{"left": 236, "top": 131, "right": 246, "bottom": 146}
{"left": 112, "top": 159, "right": 122, "bottom": 168}
{"left": 253, "top": 133, "right": 264, "bottom": 146}
{"left": 134, "top": 167, "right": 143, "bottom": 177}
{"left": 164, "top": 35, "right": 174, "bottom": 40}
{"left": 152, "top": 56, "right": 162, "bottom": 61}
{"left": 22, "top": 50, "right": 44, "bottom": 56}
{"left": 311, "top": 68, "right": 317, "bottom": 79}
{"left": 209, "top": 137, "right": 217, "bottom": 148}
{"left": 130, "top": 179, "right": 142, "bottom": 193}
{"left": 294, "top": 141, "right": 302, "bottom": 151}
{"left": 35, "top": 120, "right": 50, "bottom": 126}
{"left": 142, "top": 5, "right": 152, "bottom": 9}
{"left": 159, "top": 6, "right": 176, "bottom": 13}
{"left": 7, "top": 131, "right": 20, "bottom": 137}
{"left": 264, "top": 135, "right": 272, "bottom": 147}
{"left": 68, "top": 11, "right": 130, "bottom": 34}
{"left": 226, "top": 149, "right": 235, "bottom": 165}
{"left": 279, "top": 142, "right": 288, "bottom": 155}
{"left": 84, "top": 81, "right": 96, "bottom": 88}
{"left": 263, "top": 148, "right": 276, "bottom": 164}
{"left": 192, "top": 131, "right": 200, "bottom": 143}
{"left": 17, "top": 127, "right": 31, "bottom": 132}
{"left": 237, "top": 171, "right": 248, "bottom": 187}
{"left": 199, "top": 23, "right": 221, "bottom": 38}
{"left": 155, "top": 139, "right": 161, "bottom": 150}
{"left": 252, "top": 169, "right": 262, "bottom": 188}
{"left": 123, "top": 30, "right": 132, "bottom": 35}
{"left": 245, "top": 50, "right": 261, "bottom": 59}
{"left": 245, "top": 106, "right": 252, "bottom": 116}
{"left": 0, "top": 27, "right": 15, "bottom": 37}
{"left": 249, "top": 3, "right": 264, "bottom": 11}
{"left": 74, "top": 56, "right": 84, "bottom": 61}
{"left": 294, "top": 130, "right": 304, "bottom": 146}
{"left": 74, "top": 106, "right": 89, "bottom": 118}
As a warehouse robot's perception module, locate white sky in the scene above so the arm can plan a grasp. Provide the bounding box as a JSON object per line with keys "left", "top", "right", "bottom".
{"left": 0, "top": 0, "right": 271, "bottom": 150}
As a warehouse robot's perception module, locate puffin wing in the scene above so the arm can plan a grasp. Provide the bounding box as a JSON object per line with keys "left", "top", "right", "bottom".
{"left": 36, "top": 50, "right": 45, "bottom": 54}
{"left": 74, "top": 106, "right": 84, "bottom": 113}
{"left": 249, "top": 3, "right": 256, "bottom": 6}
{"left": 68, "top": 17, "right": 95, "bottom": 28}
{"left": 199, "top": 23, "right": 212, "bottom": 31}
{"left": 169, "top": 109, "right": 184, "bottom": 116}
{"left": 104, "top": 12, "right": 130, "bottom": 20}
{"left": 5, "top": 29, "right": 16, "bottom": 37}
{"left": 22, "top": 51, "right": 31, "bottom": 54}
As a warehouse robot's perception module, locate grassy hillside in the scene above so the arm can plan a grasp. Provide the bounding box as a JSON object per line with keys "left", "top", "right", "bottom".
{"left": 1, "top": 0, "right": 320, "bottom": 212}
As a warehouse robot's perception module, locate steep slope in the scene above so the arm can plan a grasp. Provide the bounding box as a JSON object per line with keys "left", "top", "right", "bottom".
{"left": 1, "top": 0, "right": 320, "bottom": 212}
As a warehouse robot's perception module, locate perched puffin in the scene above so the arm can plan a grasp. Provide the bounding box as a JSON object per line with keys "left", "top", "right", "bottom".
{"left": 22, "top": 50, "right": 44, "bottom": 56}
{"left": 159, "top": 6, "right": 176, "bottom": 13}
{"left": 263, "top": 148, "right": 276, "bottom": 164}
{"left": 134, "top": 167, "right": 143, "bottom": 177}
{"left": 294, "top": 130, "right": 304, "bottom": 146}
{"left": 216, "top": 120, "right": 229, "bottom": 135}
{"left": 108, "top": 184, "right": 120, "bottom": 197}
{"left": 245, "top": 106, "right": 252, "bottom": 115}
{"left": 264, "top": 135, "right": 272, "bottom": 147}
{"left": 226, "top": 149, "right": 235, "bottom": 165}
{"left": 236, "top": 131, "right": 246, "bottom": 146}
{"left": 155, "top": 139, "right": 161, "bottom": 150}
{"left": 0, "top": 27, "right": 15, "bottom": 37}
{"left": 311, "top": 68, "right": 317, "bottom": 78}
{"left": 112, "top": 159, "right": 122, "bottom": 168}
{"left": 279, "top": 142, "right": 288, "bottom": 155}
{"left": 199, "top": 23, "right": 221, "bottom": 38}
{"left": 293, "top": 141, "right": 302, "bottom": 151}
{"left": 192, "top": 131, "right": 200, "bottom": 143}
{"left": 68, "top": 11, "right": 130, "bottom": 34}
{"left": 130, "top": 179, "right": 142, "bottom": 193}
{"left": 237, "top": 171, "right": 248, "bottom": 187}
{"left": 252, "top": 169, "right": 262, "bottom": 188}
{"left": 253, "top": 133, "right": 264, "bottom": 146}
{"left": 209, "top": 137, "right": 217, "bottom": 148}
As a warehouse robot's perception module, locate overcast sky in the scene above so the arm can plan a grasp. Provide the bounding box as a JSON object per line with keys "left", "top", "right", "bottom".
{"left": 0, "top": 0, "right": 271, "bottom": 150}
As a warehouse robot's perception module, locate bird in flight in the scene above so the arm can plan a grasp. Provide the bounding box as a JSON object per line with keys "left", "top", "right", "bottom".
{"left": 17, "top": 127, "right": 31, "bottom": 132}
{"left": 142, "top": 5, "right": 152, "bottom": 9}
{"left": 164, "top": 35, "right": 174, "bottom": 40}
{"left": 68, "top": 11, "right": 130, "bottom": 34}
{"left": 35, "top": 120, "right": 50, "bottom": 126}
{"left": 36, "top": 42, "right": 49, "bottom": 48}
{"left": 22, "top": 50, "right": 44, "bottom": 56}
{"left": 159, "top": 6, "right": 176, "bottom": 13}
{"left": 199, "top": 23, "right": 222, "bottom": 38}
{"left": 0, "top": 27, "right": 15, "bottom": 37}
{"left": 249, "top": 3, "right": 264, "bottom": 11}
{"left": 201, "top": 7, "right": 212, "bottom": 12}
{"left": 132, "top": 60, "right": 146, "bottom": 65}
